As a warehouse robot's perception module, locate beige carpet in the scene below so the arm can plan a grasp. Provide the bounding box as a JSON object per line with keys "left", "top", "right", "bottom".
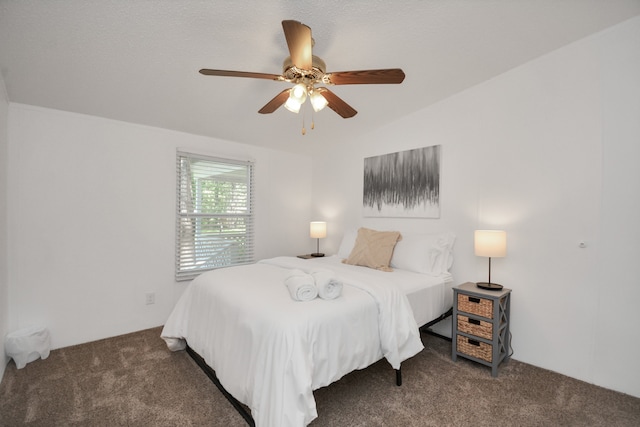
{"left": 1, "top": 327, "right": 639, "bottom": 426}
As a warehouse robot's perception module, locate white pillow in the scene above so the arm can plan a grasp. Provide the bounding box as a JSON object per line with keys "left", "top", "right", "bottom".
{"left": 337, "top": 229, "right": 358, "bottom": 259}
{"left": 390, "top": 232, "right": 456, "bottom": 275}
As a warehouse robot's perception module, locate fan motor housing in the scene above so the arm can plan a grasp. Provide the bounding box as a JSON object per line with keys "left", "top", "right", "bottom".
{"left": 282, "top": 55, "right": 326, "bottom": 82}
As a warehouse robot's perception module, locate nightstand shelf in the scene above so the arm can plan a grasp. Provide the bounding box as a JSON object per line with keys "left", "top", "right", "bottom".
{"left": 452, "top": 282, "right": 511, "bottom": 377}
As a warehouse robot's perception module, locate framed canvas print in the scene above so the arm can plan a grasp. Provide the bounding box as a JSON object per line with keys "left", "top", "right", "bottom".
{"left": 363, "top": 145, "right": 440, "bottom": 218}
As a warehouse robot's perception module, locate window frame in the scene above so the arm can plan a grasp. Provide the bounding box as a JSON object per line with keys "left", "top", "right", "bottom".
{"left": 175, "top": 151, "right": 255, "bottom": 281}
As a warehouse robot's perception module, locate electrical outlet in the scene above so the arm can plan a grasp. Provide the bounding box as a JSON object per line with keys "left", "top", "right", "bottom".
{"left": 145, "top": 292, "right": 155, "bottom": 305}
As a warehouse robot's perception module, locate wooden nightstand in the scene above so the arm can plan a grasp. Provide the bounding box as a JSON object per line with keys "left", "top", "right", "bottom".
{"left": 452, "top": 282, "right": 511, "bottom": 377}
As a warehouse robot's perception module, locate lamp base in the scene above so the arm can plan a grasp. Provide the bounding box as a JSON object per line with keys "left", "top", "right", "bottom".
{"left": 476, "top": 282, "right": 503, "bottom": 291}
{"left": 310, "top": 253, "right": 325, "bottom": 257}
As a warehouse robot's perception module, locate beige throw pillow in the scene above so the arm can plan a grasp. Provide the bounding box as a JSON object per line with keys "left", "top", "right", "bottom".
{"left": 343, "top": 227, "right": 402, "bottom": 272}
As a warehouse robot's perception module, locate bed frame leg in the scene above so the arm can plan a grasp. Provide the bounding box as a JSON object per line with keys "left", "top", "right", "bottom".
{"left": 392, "top": 308, "right": 454, "bottom": 388}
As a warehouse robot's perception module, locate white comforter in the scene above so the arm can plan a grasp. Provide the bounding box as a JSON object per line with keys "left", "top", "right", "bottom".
{"left": 161, "top": 256, "right": 424, "bottom": 427}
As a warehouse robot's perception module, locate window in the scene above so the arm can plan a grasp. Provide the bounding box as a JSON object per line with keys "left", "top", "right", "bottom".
{"left": 176, "top": 152, "right": 254, "bottom": 280}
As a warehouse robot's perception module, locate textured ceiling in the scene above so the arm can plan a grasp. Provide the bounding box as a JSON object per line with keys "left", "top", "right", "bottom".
{"left": 1, "top": 0, "right": 639, "bottom": 155}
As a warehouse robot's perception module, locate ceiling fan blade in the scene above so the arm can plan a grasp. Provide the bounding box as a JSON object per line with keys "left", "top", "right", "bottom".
{"left": 317, "top": 88, "right": 357, "bottom": 118}
{"left": 325, "top": 68, "right": 406, "bottom": 85}
{"left": 199, "top": 69, "right": 283, "bottom": 81}
{"left": 258, "top": 89, "right": 291, "bottom": 114}
{"left": 282, "top": 20, "right": 312, "bottom": 70}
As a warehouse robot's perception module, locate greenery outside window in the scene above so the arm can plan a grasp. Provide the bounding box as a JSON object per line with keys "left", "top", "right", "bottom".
{"left": 176, "top": 152, "right": 254, "bottom": 281}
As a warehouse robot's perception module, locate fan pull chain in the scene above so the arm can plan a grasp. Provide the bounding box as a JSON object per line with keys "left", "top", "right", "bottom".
{"left": 311, "top": 108, "right": 315, "bottom": 130}
{"left": 301, "top": 100, "right": 311, "bottom": 135}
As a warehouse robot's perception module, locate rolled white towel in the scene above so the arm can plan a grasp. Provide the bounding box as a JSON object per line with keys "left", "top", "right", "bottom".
{"left": 284, "top": 270, "right": 318, "bottom": 302}
{"left": 311, "top": 269, "right": 343, "bottom": 300}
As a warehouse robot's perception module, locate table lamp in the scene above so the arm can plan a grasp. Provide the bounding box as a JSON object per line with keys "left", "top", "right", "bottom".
{"left": 310, "top": 221, "right": 327, "bottom": 257}
{"left": 474, "top": 230, "right": 507, "bottom": 290}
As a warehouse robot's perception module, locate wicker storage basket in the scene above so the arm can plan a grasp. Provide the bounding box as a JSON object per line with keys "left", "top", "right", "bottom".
{"left": 457, "top": 294, "right": 493, "bottom": 318}
{"left": 457, "top": 315, "right": 492, "bottom": 340}
{"left": 456, "top": 335, "right": 493, "bottom": 362}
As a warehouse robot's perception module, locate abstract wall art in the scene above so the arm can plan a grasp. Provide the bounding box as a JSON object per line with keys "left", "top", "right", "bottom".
{"left": 363, "top": 145, "right": 441, "bottom": 218}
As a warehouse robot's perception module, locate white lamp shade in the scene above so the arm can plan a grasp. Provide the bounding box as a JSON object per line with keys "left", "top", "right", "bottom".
{"left": 284, "top": 83, "right": 308, "bottom": 113}
{"left": 310, "top": 91, "right": 328, "bottom": 112}
{"left": 284, "top": 97, "right": 302, "bottom": 113}
{"left": 290, "top": 83, "right": 307, "bottom": 103}
{"left": 310, "top": 221, "right": 327, "bottom": 239}
{"left": 474, "top": 230, "right": 507, "bottom": 258}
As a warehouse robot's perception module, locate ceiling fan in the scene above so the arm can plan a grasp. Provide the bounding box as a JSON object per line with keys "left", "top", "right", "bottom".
{"left": 199, "top": 20, "right": 405, "bottom": 131}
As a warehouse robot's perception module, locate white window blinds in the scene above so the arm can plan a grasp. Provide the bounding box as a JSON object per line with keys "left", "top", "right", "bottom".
{"left": 176, "top": 152, "right": 254, "bottom": 281}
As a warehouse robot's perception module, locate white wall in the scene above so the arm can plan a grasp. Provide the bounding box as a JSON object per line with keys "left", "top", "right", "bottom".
{"left": 592, "top": 17, "right": 640, "bottom": 398}
{"left": 6, "top": 105, "right": 313, "bottom": 350}
{"left": 312, "top": 17, "right": 640, "bottom": 397}
{"left": 0, "top": 68, "right": 10, "bottom": 380}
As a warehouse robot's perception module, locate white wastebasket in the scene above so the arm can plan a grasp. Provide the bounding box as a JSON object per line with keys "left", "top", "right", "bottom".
{"left": 4, "top": 326, "right": 51, "bottom": 369}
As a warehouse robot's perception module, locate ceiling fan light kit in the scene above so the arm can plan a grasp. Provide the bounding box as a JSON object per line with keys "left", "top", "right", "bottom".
{"left": 199, "top": 20, "right": 405, "bottom": 133}
{"left": 283, "top": 83, "right": 308, "bottom": 113}
{"left": 310, "top": 90, "right": 328, "bottom": 112}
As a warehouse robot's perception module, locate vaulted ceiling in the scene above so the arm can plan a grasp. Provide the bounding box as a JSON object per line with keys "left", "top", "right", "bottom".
{"left": 1, "top": 1, "right": 639, "bottom": 155}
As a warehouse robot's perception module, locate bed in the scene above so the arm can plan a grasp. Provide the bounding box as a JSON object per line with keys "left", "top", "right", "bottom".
{"left": 161, "top": 229, "right": 455, "bottom": 427}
